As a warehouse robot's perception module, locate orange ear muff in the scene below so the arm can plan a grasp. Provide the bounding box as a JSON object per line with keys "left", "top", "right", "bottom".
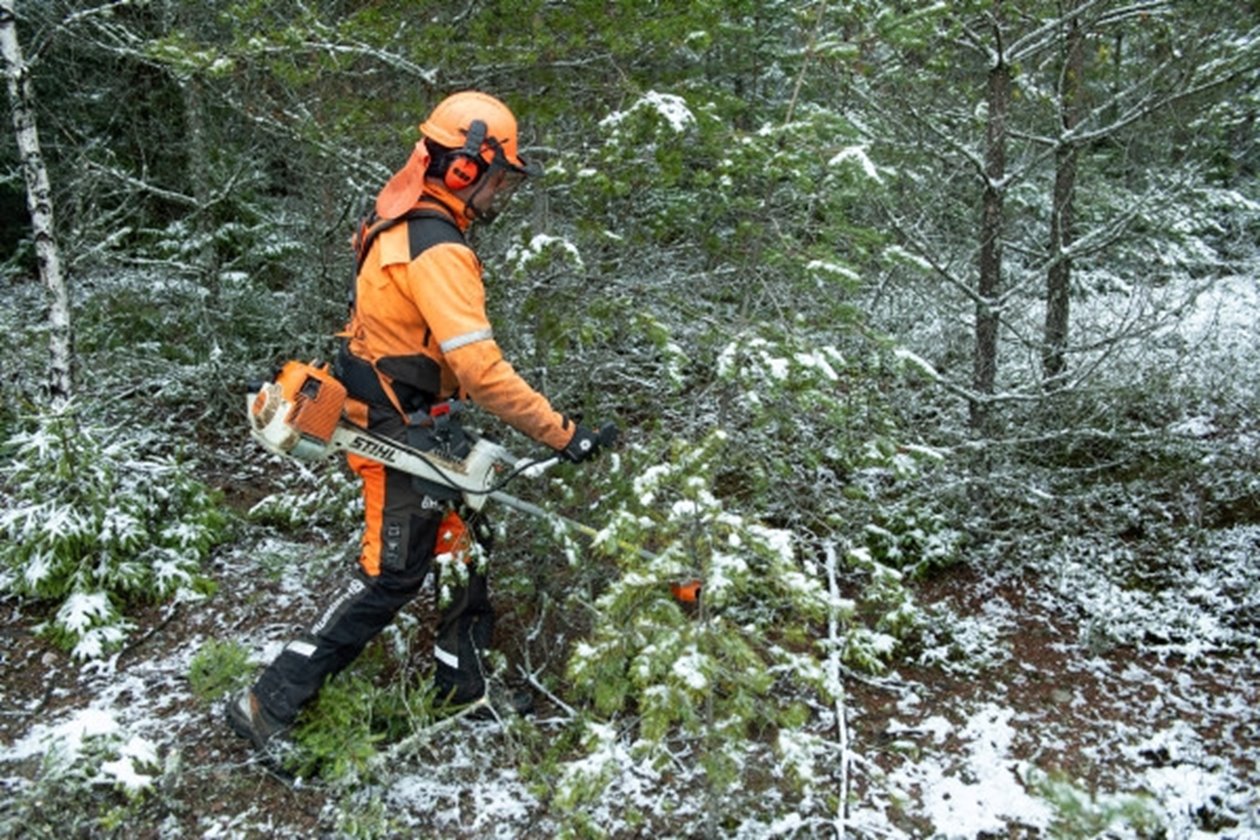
{"left": 444, "top": 156, "right": 482, "bottom": 190}
{"left": 443, "top": 119, "right": 488, "bottom": 191}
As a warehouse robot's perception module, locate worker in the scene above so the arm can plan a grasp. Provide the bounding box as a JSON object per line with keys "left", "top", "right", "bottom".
{"left": 228, "top": 90, "right": 614, "bottom": 750}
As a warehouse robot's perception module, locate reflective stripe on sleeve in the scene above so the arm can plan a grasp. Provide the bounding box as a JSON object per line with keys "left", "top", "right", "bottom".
{"left": 439, "top": 328, "right": 494, "bottom": 353}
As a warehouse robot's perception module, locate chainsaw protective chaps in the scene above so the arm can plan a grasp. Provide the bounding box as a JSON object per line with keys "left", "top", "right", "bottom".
{"left": 433, "top": 571, "right": 495, "bottom": 704}
{"left": 248, "top": 407, "right": 496, "bottom": 725}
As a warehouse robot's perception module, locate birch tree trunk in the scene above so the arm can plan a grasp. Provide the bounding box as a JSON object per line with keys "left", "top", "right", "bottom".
{"left": 1, "top": 0, "right": 72, "bottom": 402}
{"left": 972, "top": 11, "right": 1011, "bottom": 432}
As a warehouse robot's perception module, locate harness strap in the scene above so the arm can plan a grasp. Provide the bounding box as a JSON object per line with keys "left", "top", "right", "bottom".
{"left": 340, "top": 203, "right": 467, "bottom": 422}
{"left": 333, "top": 340, "right": 405, "bottom": 417}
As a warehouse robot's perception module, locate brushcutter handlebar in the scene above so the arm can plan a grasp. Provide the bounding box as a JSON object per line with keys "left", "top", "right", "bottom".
{"left": 597, "top": 422, "right": 620, "bottom": 448}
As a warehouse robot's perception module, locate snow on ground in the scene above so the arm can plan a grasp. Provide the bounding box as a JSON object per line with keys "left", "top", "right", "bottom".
{"left": 8, "top": 530, "right": 1256, "bottom": 837}
{"left": 4, "top": 419, "right": 1260, "bottom": 837}
{"left": 2, "top": 276, "right": 1259, "bottom": 836}
{"left": 2, "top": 551, "right": 1258, "bottom": 836}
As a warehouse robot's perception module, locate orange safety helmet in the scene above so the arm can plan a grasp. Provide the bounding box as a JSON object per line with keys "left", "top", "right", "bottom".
{"left": 375, "top": 91, "right": 538, "bottom": 220}
{"left": 420, "top": 91, "right": 536, "bottom": 177}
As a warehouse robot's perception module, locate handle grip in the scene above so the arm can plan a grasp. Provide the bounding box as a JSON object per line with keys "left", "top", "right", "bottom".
{"left": 597, "top": 422, "right": 620, "bottom": 448}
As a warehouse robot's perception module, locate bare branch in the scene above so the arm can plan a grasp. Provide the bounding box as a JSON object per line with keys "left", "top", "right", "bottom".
{"left": 1005, "top": 0, "right": 1152, "bottom": 63}
{"left": 85, "top": 161, "right": 200, "bottom": 208}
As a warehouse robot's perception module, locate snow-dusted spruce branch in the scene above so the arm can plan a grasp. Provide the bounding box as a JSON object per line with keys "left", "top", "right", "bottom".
{"left": 848, "top": 83, "right": 982, "bottom": 188}
{"left": 1090, "top": 1, "right": 1176, "bottom": 30}
{"left": 15, "top": 0, "right": 135, "bottom": 64}
{"left": 1060, "top": 272, "right": 1218, "bottom": 357}
{"left": 297, "top": 14, "right": 438, "bottom": 84}
{"left": 896, "top": 282, "right": 1177, "bottom": 413}
{"left": 878, "top": 205, "right": 1043, "bottom": 313}
{"left": 937, "top": 4, "right": 1248, "bottom": 192}
{"left": 65, "top": 1, "right": 440, "bottom": 85}
{"left": 883, "top": 203, "right": 1220, "bottom": 414}
{"left": 954, "top": 0, "right": 1159, "bottom": 68}
{"left": 932, "top": 421, "right": 1165, "bottom": 459}
{"left": 1006, "top": 162, "right": 1205, "bottom": 286}
{"left": 1002, "top": 15, "right": 1257, "bottom": 151}
{"left": 515, "top": 598, "right": 579, "bottom": 719}
{"left": 783, "top": 0, "right": 831, "bottom": 126}
{"left": 922, "top": 275, "right": 1183, "bottom": 402}
{"left": 1006, "top": 0, "right": 1160, "bottom": 65}
{"left": 58, "top": 0, "right": 135, "bottom": 28}
{"left": 236, "top": 101, "right": 392, "bottom": 189}
{"left": 462, "top": 50, "right": 615, "bottom": 93}
{"left": 850, "top": 80, "right": 1061, "bottom": 204}
{"left": 1069, "top": 65, "right": 1256, "bottom": 149}
{"left": 372, "top": 697, "right": 492, "bottom": 768}
{"left": 83, "top": 161, "right": 200, "bottom": 209}
{"left": 225, "top": 28, "right": 437, "bottom": 83}
{"left": 63, "top": 12, "right": 146, "bottom": 60}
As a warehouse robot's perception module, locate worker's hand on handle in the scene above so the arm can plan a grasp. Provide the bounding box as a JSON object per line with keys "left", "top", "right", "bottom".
{"left": 561, "top": 421, "right": 619, "bottom": 463}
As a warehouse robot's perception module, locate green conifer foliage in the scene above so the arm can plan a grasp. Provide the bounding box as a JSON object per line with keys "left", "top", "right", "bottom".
{"left": 0, "top": 404, "right": 225, "bottom": 658}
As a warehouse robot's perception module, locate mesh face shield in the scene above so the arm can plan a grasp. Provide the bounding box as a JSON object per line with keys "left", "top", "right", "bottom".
{"left": 468, "top": 141, "right": 538, "bottom": 223}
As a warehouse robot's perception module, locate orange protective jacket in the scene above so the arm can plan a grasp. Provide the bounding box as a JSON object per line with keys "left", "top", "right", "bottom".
{"left": 339, "top": 186, "right": 574, "bottom": 452}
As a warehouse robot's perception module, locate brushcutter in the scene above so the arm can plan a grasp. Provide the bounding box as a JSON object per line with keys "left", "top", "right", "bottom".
{"left": 245, "top": 360, "right": 667, "bottom": 570}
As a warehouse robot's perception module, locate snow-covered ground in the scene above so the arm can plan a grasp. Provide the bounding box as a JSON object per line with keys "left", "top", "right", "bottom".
{"left": 2, "top": 523, "right": 1255, "bottom": 838}
{"left": 2, "top": 275, "right": 1258, "bottom": 837}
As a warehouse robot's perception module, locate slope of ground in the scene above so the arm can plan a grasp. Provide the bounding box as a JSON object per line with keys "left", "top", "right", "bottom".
{"left": 2, "top": 517, "right": 1256, "bottom": 838}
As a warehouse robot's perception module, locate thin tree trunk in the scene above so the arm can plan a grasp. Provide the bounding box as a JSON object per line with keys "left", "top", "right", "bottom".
{"left": 2, "top": 0, "right": 72, "bottom": 402}
{"left": 1043, "top": 4, "right": 1085, "bottom": 381}
{"left": 165, "top": 0, "right": 219, "bottom": 290}
{"left": 972, "top": 13, "right": 1010, "bottom": 432}
{"left": 181, "top": 74, "right": 221, "bottom": 289}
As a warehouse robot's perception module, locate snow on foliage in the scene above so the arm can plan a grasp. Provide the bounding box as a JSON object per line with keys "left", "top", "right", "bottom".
{"left": 6, "top": 706, "right": 160, "bottom": 796}
{"left": 1046, "top": 525, "right": 1260, "bottom": 659}
{"left": 0, "top": 405, "right": 225, "bottom": 658}
{"left": 828, "top": 144, "right": 884, "bottom": 182}
{"left": 504, "top": 233, "right": 584, "bottom": 275}
{"left": 600, "top": 91, "right": 696, "bottom": 134}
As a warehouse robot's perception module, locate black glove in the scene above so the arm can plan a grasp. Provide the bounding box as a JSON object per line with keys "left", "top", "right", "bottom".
{"left": 561, "top": 421, "right": 619, "bottom": 463}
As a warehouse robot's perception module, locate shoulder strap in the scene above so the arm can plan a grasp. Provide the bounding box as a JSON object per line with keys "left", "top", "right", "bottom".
{"left": 406, "top": 211, "right": 465, "bottom": 261}
{"left": 347, "top": 205, "right": 464, "bottom": 310}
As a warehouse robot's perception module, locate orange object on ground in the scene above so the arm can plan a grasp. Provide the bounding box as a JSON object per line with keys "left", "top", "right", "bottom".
{"left": 671, "top": 579, "right": 702, "bottom": 603}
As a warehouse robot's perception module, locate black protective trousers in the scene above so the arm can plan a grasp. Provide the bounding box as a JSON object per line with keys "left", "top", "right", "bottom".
{"left": 252, "top": 406, "right": 495, "bottom": 725}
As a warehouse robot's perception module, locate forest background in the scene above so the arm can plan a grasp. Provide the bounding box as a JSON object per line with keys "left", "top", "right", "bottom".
{"left": 1, "top": 1, "right": 1258, "bottom": 837}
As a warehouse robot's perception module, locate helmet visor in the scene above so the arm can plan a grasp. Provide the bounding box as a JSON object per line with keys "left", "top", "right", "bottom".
{"left": 479, "top": 162, "right": 526, "bottom": 222}
{"left": 473, "top": 141, "right": 538, "bottom": 221}
{"left": 489, "top": 138, "right": 539, "bottom": 179}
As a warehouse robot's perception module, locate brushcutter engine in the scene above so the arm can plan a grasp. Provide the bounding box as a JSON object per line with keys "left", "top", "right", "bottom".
{"left": 246, "top": 360, "right": 513, "bottom": 510}
{"left": 248, "top": 360, "right": 347, "bottom": 461}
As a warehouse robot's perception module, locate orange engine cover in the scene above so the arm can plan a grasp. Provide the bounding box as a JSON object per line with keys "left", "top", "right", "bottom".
{"left": 272, "top": 360, "right": 347, "bottom": 444}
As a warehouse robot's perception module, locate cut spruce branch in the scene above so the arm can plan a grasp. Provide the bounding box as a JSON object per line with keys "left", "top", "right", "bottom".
{"left": 824, "top": 540, "right": 852, "bottom": 837}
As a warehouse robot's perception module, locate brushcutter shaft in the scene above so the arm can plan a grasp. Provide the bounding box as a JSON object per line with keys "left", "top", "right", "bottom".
{"left": 488, "top": 491, "right": 658, "bottom": 563}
